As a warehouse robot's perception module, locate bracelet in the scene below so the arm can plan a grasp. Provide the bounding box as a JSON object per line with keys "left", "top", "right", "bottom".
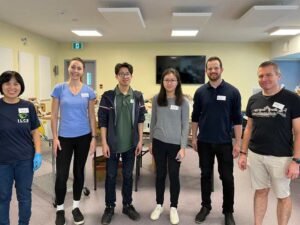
{"left": 91, "top": 135, "right": 97, "bottom": 139}
{"left": 239, "top": 151, "right": 247, "bottom": 155}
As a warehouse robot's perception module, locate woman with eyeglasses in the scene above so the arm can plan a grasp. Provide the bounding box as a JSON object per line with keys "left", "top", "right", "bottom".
{"left": 51, "top": 57, "right": 96, "bottom": 225}
{"left": 149, "top": 68, "right": 190, "bottom": 225}
{"left": 0, "top": 71, "right": 42, "bottom": 225}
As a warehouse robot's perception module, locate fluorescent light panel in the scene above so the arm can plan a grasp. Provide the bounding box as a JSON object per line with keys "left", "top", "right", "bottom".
{"left": 171, "top": 30, "right": 199, "bottom": 37}
{"left": 269, "top": 28, "right": 300, "bottom": 36}
{"left": 72, "top": 30, "right": 102, "bottom": 37}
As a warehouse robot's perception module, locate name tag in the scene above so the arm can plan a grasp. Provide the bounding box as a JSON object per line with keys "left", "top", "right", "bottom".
{"left": 170, "top": 105, "right": 179, "bottom": 110}
{"left": 81, "top": 93, "right": 89, "bottom": 98}
{"left": 18, "top": 108, "right": 29, "bottom": 113}
{"left": 217, "top": 95, "right": 226, "bottom": 101}
{"left": 130, "top": 99, "right": 134, "bottom": 104}
{"left": 272, "top": 102, "right": 284, "bottom": 110}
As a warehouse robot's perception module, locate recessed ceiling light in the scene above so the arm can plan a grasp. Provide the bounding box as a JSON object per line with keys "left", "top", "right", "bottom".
{"left": 71, "top": 30, "right": 102, "bottom": 37}
{"left": 269, "top": 27, "right": 300, "bottom": 36}
{"left": 171, "top": 30, "right": 199, "bottom": 37}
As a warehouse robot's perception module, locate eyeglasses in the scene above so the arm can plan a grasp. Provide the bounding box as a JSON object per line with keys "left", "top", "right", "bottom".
{"left": 118, "top": 72, "right": 131, "bottom": 78}
{"left": 163, "top": 79, "right": 177, "bottom": 83}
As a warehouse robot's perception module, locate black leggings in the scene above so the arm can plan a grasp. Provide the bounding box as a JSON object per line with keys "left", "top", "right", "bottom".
{"left": 55, "top": 133, "right": 91, "bottom": 205}
{"left": 152, "top": 138, "right": 181, "bottom": 208}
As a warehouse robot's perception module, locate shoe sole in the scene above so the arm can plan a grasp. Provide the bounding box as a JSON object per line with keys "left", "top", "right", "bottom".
{"left": 122, "top": 211, "right": 141, "bottom": 221}
{"left": 74, "top": 220, "right": 84, "bottom": 225}
{"left": 150, "top": 209, "right": 163, "bottom": 220}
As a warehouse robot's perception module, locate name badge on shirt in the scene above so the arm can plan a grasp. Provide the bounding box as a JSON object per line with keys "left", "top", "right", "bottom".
{"left": 18, "top": 108, "right": 29, "bottom": 113}
{"left": 81, "top": 93, "right": 89, "bottom": 98}
{"left": 272, "top": 102, "right": 284, "bottom": 110}
{"left": 130, "top": 99, "right": 134, "bottom": 104}
{"left": 170, "top": 105, "right": 179, "bottom": 110}
{"left": 217, "top": 95, "right": 226, "bottom": 101}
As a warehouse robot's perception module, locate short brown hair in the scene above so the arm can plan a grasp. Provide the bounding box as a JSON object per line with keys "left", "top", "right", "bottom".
{"left": 206, "top": 56, "right": 223, "bottom": 69}
{"left": 258, "top": 61, "right": 281, "bottom": 75}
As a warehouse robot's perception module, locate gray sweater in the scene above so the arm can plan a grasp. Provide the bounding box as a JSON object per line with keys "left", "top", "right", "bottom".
{"left": 150, "top": 95, "right": 190, "bottom": 148}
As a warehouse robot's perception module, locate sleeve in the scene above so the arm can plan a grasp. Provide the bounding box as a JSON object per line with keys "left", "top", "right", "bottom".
{"left": 137, "top": 93, "right": 146, "bottom": 123}
{"left": 191, "top": 89, "right": 201, "bottom": 122}
{"left": 291, "top": 94, "right": 300, "bottom": 119}
{"left": 231, "top": 89, "right": 243, "bottom": 125}
{"left": 180, "top": 98, "right": 190, "bottom": 148}
{"left": 29, "top": 103, "right": 40, "bottom": 130}
{"left": 98, "top": 93, "right": 109, "bottom": 128}
{"left": 149, "top": 96, "right": 157, "bottom": 141}
{"left": 51, "top": 83, "right": 62, "bottom": 100}
{"left": 245, "top": 97, "right": 253, "bottom": 118}
{"left": 88, "top": 86, "right": 96, "bottom": 100}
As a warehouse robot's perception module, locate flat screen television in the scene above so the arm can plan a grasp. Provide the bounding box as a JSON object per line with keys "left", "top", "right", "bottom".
{"left": 156, "top": 55, "right": 206, "bottom": 84}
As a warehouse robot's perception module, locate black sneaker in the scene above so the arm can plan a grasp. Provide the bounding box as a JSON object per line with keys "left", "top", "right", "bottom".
{"left": 195, "top": 206, "right": 210, "bottom": 223}
{"left": 55, "top": 210, "right": 66, "bottom": 225}
{"left": 101, "top": 207, "right": 114, "bottom": 225}
{"left": 225, "top": 213, "right": 236, "bottom": 225}
{"left": 122, "top": 204, "right": 140, "bottom": 221}
{"left": 72, "top": 208, "right": 84, "bottom": 224}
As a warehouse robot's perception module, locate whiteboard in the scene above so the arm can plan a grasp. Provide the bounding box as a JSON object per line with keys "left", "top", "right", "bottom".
{"left": 19, "top": 51, "right": 35, "bottom": 98}
{"left": 0, "top": 47, "right": 13, "bottom": 73}
{"left": 38, "top": 55, "right": 51, "bottom": 100}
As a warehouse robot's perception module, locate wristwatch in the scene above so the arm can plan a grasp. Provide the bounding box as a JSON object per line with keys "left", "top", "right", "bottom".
{"left": 292, "top": 158, "right": 300, "bottom": 164}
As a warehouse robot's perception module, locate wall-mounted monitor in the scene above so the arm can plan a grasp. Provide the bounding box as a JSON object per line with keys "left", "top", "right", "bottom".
{"left": 156, "top": 55, "right": 206, "bottom": 84}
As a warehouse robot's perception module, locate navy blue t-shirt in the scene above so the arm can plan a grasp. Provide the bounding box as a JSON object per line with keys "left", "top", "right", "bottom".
{"left": 192, "top": 80, "right": 242, "bottom": 144}
{"left": 0, "top": 99, "right": 40, "bottom": 163}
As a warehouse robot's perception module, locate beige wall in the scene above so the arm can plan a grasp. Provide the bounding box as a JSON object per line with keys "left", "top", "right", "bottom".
{"left": 0, "top": 21, "right": 59, "bottom": 97}
{"left": 0, "top": 21, "right": 271, "bottom": 110}
{"left": 58, "top": 42, "right": 270, "bottom": 109}
{"left": 271, "top": 35, "right": 300, "bottom": 58}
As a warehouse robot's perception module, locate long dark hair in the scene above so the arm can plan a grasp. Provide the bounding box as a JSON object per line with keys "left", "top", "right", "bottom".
{"left": 157, "top": 68, "right": 183, "bottom": 106}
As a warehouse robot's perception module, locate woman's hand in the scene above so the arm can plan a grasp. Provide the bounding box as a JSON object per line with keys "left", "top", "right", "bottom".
{"left": 149, "top": 143, "right": 153, "bottom": 155}
{"left": 89, "top": 137, "right": 96, "bottom": 155}
{"left": 53, "top": 138, "right": 61, "bottom": 157}
{"left": 176, "top": 148, "right": 186, "bottom": 161}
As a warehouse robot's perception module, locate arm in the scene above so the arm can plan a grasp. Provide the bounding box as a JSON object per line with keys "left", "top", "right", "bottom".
{"left": 233, "top": 124, "right": 242, "bottom": 158}
{"left": 135, "top": 93, "right": 146, "bottom": 156}
{"left": 149, "top": 96, "right": 157, "bottom": 154}
{"left": 286, "top": 117, "right": 300, "bottom": 179}
{"left": 191, "top": 122, "right": 199, "bottom": 152}
{"left": 100, "top": 127, "right": 110, "bottom": 158}
{"left": 32, "top": 128, "right": 42, "bottom": 171}
{"left": 178, "top": 100, "right": 190, "bottom": 160}
{"left": 232, "top": 90, "right": 243, "bottom": 158}
{"left": 51, "top": 97, "right": 61, "bottom": 156}
{"left": 135, "top": 123, "right": 144, "bottom": 156}
{"left": 191, "top": 91, "right": 201, "bottom": 152}
{"left": 32, "top": 128, "right": 41, "bottom": 154}
{"left": 88, "top": 99, "right": 97, "bottom": 154}
{"left": 238, "top": 118, "right": 253, "bottom": 170}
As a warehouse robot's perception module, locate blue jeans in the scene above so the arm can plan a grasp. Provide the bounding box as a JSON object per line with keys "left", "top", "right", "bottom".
{"left": 0, "top": 159, "right": 33, "bottom": 225}
{"left": 105, "top": 149, "right": 135, "bottom": 207}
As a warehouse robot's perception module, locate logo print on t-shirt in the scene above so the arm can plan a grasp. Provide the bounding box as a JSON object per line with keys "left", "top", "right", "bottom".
{"left": 252, "top": 106, "right": 287, "bottom": 118}
{"left": 18, "top": 113, "right": 29, "bottom": 123}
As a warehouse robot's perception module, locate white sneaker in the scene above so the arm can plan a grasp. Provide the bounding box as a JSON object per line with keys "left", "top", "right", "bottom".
{"left": 170, "top": 207, "right": 179, "bottom": 225}
{"left": 150, "top": 204, "right": 163, "bottom": 220}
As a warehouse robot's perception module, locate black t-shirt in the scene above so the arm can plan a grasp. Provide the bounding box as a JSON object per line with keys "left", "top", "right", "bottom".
{"left": 0, "top": 99, "right": 40, "bottom": 163}
{"left": 246, "top": 89, "right": 300, "bottom": 156}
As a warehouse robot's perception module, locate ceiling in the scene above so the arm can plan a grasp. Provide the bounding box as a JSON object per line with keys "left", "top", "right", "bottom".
{"left": 1, "top": 0, "right": 300, "bottom": 43}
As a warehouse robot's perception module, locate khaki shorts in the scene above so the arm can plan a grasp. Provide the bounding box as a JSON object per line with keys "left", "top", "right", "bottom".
{"left": 247, "top": 150, "right": 292, "bottom": 199}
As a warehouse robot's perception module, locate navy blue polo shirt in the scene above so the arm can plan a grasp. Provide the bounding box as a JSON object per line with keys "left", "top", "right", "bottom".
{"left": 191, "top": 80, "right": 242, "bottom": 144}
